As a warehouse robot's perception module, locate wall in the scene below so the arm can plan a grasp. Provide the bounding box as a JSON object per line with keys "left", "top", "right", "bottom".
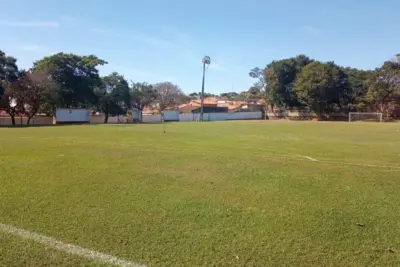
{"left": 90, "top": 115, "right": 127, "bottom": 124}
{"left": 179, "top": 113, "right": 198, "bottom": 122}
{"left": 0, "top": 116, "right": 53, "bottom": 126}
{"left": 56, "top": 109, "right": 90, "bottom": 123}
{"left": 266, "top": 110, "right": 312, "bottom": 120}
{"left": 206, "top": 112, "right": 262, "bottom": 121}
{"left": 142, "top": 114, "right": 162, "bottom": 123}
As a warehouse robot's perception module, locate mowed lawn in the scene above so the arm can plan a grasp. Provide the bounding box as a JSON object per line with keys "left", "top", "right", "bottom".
{"left": 0, "top": 121, "right": 399, "bottom": 266}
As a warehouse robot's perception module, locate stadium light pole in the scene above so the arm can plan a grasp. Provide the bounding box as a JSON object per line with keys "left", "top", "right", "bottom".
{"left": 200, "top": 55, "right": 211, "bottom": 122}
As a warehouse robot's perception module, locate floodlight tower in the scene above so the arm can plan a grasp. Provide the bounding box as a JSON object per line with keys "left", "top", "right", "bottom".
{"left": 200, "top": 55, "right": 211, "bottom": 122}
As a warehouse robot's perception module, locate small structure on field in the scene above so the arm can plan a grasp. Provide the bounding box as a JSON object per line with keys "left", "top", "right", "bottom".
{"left": 162, "top": 110, "right": 179, "bottom": 122}
{"left": 55, "top": 108, "right": 90, "bottom": 124}
{"left": 126, "top": 108, "right": 142, "bottom": 123}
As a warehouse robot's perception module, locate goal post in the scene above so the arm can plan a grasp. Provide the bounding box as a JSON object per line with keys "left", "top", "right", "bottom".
{"left": 349, "top": 112, "right": 383, "bottom": 122}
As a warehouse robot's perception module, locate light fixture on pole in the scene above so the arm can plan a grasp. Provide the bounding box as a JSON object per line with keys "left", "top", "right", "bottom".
{"left": 200, "top": 55, "right": 211, "bottom": 122}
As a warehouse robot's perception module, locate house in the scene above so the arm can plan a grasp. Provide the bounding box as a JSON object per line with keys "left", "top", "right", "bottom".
{"left": 179, "top": 98, "right": 218, "bottom": 113}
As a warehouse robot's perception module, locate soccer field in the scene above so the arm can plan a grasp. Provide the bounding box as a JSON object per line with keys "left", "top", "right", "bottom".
{"left": 0, "top": 121, "right": 399, "bottom": 266}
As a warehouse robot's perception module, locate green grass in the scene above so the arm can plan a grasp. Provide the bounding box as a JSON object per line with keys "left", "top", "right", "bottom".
{"left": 0, "top": 121, "right": 400, "bottom": 266}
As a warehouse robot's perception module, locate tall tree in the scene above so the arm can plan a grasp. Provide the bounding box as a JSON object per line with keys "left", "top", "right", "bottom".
{"left": 130, "top": 82, "right": 157, "bottom": 111}
{"left": 0, "top": 50, "right": 19, "bottom": 103}
{"left": 294, "top": 61, "right": 348, "bottom": 120}
{"left": 95, "top": 72, "right": 130, "bottom": 123}
{"left": 294, "top": 62, "right": 348, "bottom": 119}
{"left": 341, "top": 67, "right": 374, "bottom": 112}
{"left": 365, "top": 60, "right": 400, "bottom": 118}
{"left": 0, "top": 70, "right": 25, "bottom": 125}
{"left": 263, "top": 55, "right": 313, "bottom": 109}
{"left": 153, "top": 82, "right": 184, "bottom": 113}
{"left": 17, "top": 71, "right": 59, "bottom": 124}
{"left": 32, "top": 53, "right": 107, "bottom": 110}
{"left": 249, "top": 67, "right": 266, "bottom": 92}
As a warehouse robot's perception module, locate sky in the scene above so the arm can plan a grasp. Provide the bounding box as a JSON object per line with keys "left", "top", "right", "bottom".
{"left": 1, "top": 0, "right": 400, "bottom": 94}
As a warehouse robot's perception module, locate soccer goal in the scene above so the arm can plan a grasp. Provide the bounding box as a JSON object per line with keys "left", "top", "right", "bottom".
{"left": 349, "top": 112, "right": 383, "bottom": 122}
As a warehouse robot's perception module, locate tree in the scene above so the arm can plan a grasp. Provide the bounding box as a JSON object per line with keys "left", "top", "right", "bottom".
{"left": 249, "top": 67, "right": 266, "bottom": 92}
{"left": 32, "top": 53, "right": 107, "bottom": 110}
{"left": 153, "top": 82, "right": 184, "bottom": 113}
{"left": 189, "top": 92, "right": 199, "bottom": 98}
{"left": 220, "top": 92, "right": 239, "bottom": 99}
{"left": 294, "top": 61, "right": 348, "bottom": 120}
{"left": 365, "top": 60, "right": 400, "bottom": 118}
{"left": 0, "top": 50, "right": 19, "bottom": 103}
{"left": 95, "top": 72, "right": 130, "bottom": 123}
{"left": 130, "top": 82, "right": 157, "bottom": 111}
{"left": 0, "top": 70, "right": 25, "bottom": 125}
{"left": 341, "top": 67, "right": 374, "bottom": 112}
{"left": 264, "top": 55, "right": 313, "bottom": 109}
{"left": 19, "top": 71, "right": 59, "bottom": 124}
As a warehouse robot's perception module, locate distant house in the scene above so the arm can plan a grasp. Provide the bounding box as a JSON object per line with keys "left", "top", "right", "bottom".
{"left": 179, "top": 98, "right": 219, "bottom": 113}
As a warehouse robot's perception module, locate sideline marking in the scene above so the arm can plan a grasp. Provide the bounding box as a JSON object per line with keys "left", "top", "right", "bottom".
{"left": 0, "top": 223, "right": 145, "bottom": 267}
{"left": 299, "top": 155, "right": 319, "bottom": 162}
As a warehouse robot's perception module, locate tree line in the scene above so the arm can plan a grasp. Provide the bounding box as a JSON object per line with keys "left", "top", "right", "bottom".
{"left": 1, "top": 49, "right": 400, "bottom": 125}
{"left": 249, "top": 54, "right": 400, "bottom": 120}
{"left": 0, "top": 50, "right": 188, "bottom": 124}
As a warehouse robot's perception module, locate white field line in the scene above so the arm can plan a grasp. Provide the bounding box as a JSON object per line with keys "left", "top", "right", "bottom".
{"left": 299, "top": 155, "right": 319, "bottom": 162}
{"left": 318, "top": 160, "right": 400, "bottom": 169}
{"left": 0, "top": 223, "right": 145, "bottom": 267}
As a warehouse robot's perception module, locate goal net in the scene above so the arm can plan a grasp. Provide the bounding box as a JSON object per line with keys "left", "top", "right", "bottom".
{"left": 349, "top": 112, "right": 383, "bottom": 122}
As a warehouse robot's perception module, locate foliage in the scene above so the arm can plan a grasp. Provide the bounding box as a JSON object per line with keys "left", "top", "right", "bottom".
{"left": 220, "top": 92, "right": 239, "bottom": 99}
{"left": 0, "top": 71, "right": 25, "bottom": 125}
{"left": 20, "top": 71, "right": 59, "bottom": 124}
{"left": 32, "top": 53, "right": 107, "bottom": 109}
{"left": 365, "top": 61, "right": 400, "bottom": 118}
{"left": 0, "top": 50, "right": 19, "bottom": 102}
{"left": 263, "top": 55, "right": 313, "bottom": 108}
{"left": 95, "top": 72, "right": 130, "bottom": 123}
{"left": 2, "top": 47, "right": 400, "bottom": 122}
{"left": 294, "top": 61, "right": 348, "bottom": 119}
{"left": 340, "top": 67, "right": 373, "bottom": 112}
{"left": 248, "top": 67, "right": 265, "bottom": 93}
{"left": 130, "top": 82, "right": 157, "bottom": 111}
{"left": 188, "top": 92, "right": 217, "bottom": 100}
{"left": 153, "top": 81, "right": 184, "bottom": 112}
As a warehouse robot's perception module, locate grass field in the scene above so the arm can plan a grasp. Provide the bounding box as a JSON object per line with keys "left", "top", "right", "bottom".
{"left": 1, "top": 121, "right": 400, "bottom": 266}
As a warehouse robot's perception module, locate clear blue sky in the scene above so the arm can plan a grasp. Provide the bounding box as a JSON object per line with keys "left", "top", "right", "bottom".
{"left": 1, "top": 0, "right": 399, "bottom": 94}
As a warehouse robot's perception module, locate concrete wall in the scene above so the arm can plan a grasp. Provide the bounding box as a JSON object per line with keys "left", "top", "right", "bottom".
{"left": 266, "top": 110, "right": 313, "bottom": 120}
{"left": 142, "top": 114, "right": 162, "bottom": 123}
{"left": 0, "top": 116, "right": 53, "bottom": 126}
{"left": 206, "top": 112, "right": 262, "bottom": 121}
{"left": 90, "top": 115, "right": 127, "bottom": 124}
{"left": 179, "top": 113, "right": 198, "bottom": 122}
{"left": 141, "top": 112, "right": 262, "bottom": 123}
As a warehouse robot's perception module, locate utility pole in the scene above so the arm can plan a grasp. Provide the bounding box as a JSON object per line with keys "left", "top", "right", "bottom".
{"left": 200, "top": 56, "right": 211, "bottom": 121}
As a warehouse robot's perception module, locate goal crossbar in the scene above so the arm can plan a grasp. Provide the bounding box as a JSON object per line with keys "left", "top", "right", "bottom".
{"left": 349, "top": 112, "right": 383, "bottom": 122}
